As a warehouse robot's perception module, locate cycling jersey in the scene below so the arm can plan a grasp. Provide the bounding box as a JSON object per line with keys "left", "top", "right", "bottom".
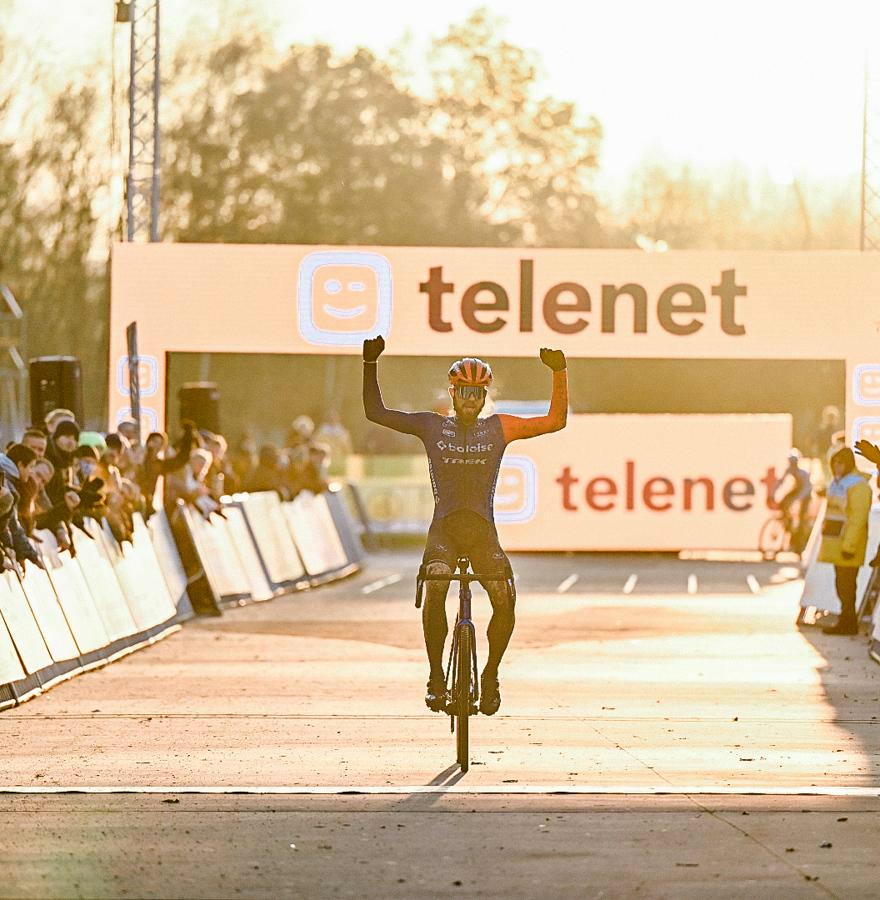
{"left": 363, "top": 362, "right": 567, "bottom": 524}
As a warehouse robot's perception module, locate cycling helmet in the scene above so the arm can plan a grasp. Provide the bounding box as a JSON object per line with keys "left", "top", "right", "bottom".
{"left": 448, "top": 357, "right": 493, "bottom": 387}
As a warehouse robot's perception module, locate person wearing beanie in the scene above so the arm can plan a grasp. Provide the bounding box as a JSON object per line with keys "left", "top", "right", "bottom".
{"left": 819, "top": 446, "right": 872, "bottom": 635}
{"left": 44, "top": 408, "right": 76, "bottom": 436}
{"left": 45, "top": 419, "right": 82, "bottom": 505}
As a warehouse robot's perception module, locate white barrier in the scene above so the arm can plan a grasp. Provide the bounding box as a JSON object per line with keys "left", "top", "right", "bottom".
{"left": 2, "top": 486, "right": 365, "bottom": 708}
{"left": 0, "top": 571, "right": 52, "bottom": 702}
{"left": 0, "top": 613, "right": 26, "bottom": 709}
{"left": 147, "top": 509, "right": 192, "bottom": 619}
{"left": 283, "top": 492, "right": 352, "bottom": 582}
{"left": 221, "top": 505, "right": 275, "bottom": 601}
{"left": 71, "top": 523, "right": 139, "bottom": 644}
{"left": 37, "top": 530, "right": 111, "bottom": 659}
{"left": 18, "top": 562, "right": 79, "bottom": 667}
{"left": 238, "top": 492, "right": 307, "bottom": 590}
{"left": 799, "top": 506, "right": 880, "bottom": 621}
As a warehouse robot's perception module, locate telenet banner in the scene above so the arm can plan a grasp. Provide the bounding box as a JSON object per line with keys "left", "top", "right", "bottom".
{"left": 110, "top": 243, "right": 880, "bottom": 444}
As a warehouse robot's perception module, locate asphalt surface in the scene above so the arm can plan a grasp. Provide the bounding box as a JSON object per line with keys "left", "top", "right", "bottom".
{"left": 2, "top": 550, "right": 879, "bottom": 899}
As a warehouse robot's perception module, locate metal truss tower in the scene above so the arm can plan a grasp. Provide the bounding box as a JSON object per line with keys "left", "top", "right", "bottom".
{"left": 860, "top": 56, "right": 880, "bottom": 250}
{"left": 119, "top": 0, "right": 161, "bottom": 242}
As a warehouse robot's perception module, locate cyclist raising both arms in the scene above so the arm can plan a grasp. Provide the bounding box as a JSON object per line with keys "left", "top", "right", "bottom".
{"left": 363, "top": 336, "right": 568, "bottom": 715}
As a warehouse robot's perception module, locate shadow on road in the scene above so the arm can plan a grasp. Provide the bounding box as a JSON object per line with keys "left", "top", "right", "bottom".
{"left": 390, "top": 764, "right": 467, "bottom": 811}
{"left": 795, "top": 619, "right": 880, "bottom": 781}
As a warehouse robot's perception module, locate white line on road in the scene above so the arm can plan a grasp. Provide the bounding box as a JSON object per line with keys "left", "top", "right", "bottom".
{"left": 746, "top": 575, "right": 761, "bottom": 595}
{"left": 556, "top": 574, "right": 579, "bottom": 593}
{"left": 361, "top": 574, "right": 402, "bottom": 595}
{"left": 687, "top": 574, "right": 698, "bottom": 595}
{"left": 3, "top": 785, "right": 879, "bottom": 797}
{"left": 622, "top": 574, "right": 638, "bottom": 594}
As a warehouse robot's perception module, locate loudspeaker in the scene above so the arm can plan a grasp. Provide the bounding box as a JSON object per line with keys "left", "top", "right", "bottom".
{"left": 179, "top": 382, "right": 221, "bottom": 434}
{"left": 29, "top": 356, "right": 84, "bottom": 427}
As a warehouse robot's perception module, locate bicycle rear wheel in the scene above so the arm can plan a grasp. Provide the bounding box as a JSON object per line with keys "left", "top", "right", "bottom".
{"left": 455, "top": 625, "right": 473, "bottom": 771}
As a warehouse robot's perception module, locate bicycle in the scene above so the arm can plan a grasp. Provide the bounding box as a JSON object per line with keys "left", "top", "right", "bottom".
{"left": 415, "top": 555, "right": 515, "bottom": 773}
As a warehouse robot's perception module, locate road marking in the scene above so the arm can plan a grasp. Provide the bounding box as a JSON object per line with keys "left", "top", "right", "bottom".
{"left": 622, "top": 574, "right": 638, "bottom": 594}
{"left": 556, "top": 574, "right": 578, "bottom": 593}
{"left": 687, "top": 574, "right": 698, "bottom": 595}
{"left": 746, "top": 575, "right": 761, "bottom": 594}
{"left": 2, "top": 785, "right": 878, "bottom": 797}
{"left": 361, "top": 574, "right": 402, "bottom": 595}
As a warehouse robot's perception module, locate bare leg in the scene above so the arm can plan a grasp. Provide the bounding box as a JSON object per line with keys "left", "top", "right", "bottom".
{"left": 423, "top": 562, "right": 451, "bottom": 681}
{"left": 483, "top": 579, "right": 516, "bottom": 678}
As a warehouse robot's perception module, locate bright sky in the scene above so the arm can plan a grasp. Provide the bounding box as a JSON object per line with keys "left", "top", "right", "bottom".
{"left": 5, "top": 0, "right": 880, "bottom": 196}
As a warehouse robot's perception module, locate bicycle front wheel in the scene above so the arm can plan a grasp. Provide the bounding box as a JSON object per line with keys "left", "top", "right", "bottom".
{"left": 455, "top": 625, "right": 473, "bottom": 772}
{"left": 758, "top": 515, "right": 788, "bottom": 560}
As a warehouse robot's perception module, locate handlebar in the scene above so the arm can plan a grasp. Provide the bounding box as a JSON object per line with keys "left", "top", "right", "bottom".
{"left": 414, "top": 561, "right": 515, "bottom": 608}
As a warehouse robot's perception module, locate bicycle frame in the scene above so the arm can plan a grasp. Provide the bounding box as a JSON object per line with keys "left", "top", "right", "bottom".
{"left": 415, "top": 556, "right": 515, "bottom": 771}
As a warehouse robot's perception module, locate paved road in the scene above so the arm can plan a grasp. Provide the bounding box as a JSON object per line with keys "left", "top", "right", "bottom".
{"left": 2, "top": 551, "right": 879, "bottom": 898}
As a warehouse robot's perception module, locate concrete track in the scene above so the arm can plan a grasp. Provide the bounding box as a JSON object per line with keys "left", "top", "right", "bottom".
{"left": 2, "top": 551, "right": 878, "bottom": 898}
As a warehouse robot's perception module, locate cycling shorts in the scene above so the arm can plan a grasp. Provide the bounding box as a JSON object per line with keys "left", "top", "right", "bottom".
{"left": 422, "top": 510, "right": 512, "bottom": 584}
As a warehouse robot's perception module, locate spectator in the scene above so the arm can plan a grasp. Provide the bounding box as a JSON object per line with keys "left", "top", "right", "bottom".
{"left": 819, "top": 446, "right": 872, "bottom": 636}
{"left": 29, "top": 456, "right": 78, "bottom": 550}
{"left": 44, "top": 408, "right": 76, "bottom": 436}
{"left": 45, "top": 419, "right": 81, "bottom": 505}
{"left": 1, "top": 443, "right": 39, "bottom": 535}
{"left": 117, "top": 419, "right": 140, "bottom": 445}
{"left": 812, "top": 405, "right": 842, "bottom": 459}
{"left": 166, "top": 447, "right": 220, "bottom": 518}
{"left": 203, "top": 431, "right": 235, "bottom": 496}
{"left": 137, "top": 425, "right": 194, "bottom": 516}
{"left": 299, "top": 443, "right": 331, "bottom": 495}
{"left": 0, "top": 450, "right": 43, "bottom": 569}
{"left": 287, "top": 414, "right": 315, "bottom": 451}
{"left": 245, "top": 444, "right": 289, "bottom": 498}
{"left": 314, "top": 409, "right": 353, "bottom": 476}
{"left": 230, "top": 433, "right": 258, "bottom": 488}
{"left": 21, "top": 429, "right": 47, "bottom": 459}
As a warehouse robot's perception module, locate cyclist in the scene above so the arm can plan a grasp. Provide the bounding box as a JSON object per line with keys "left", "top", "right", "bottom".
{"left": 774, "top": 449, "right": 813, "bottom": 552}
{"left": 362, "top": 335, "right": 568, "bottom": 715}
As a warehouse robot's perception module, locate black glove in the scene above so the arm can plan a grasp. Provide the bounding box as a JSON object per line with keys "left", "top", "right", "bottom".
{"left": 540, "top": 347, "right": 566, "bottom": 371}
{"left": 363, "top": 335, "right": 385, "bottom": 362}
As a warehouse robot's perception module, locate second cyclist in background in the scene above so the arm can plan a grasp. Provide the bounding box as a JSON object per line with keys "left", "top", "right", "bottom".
{"left": 774, "top": 449, "right": 813, "bottom": 554}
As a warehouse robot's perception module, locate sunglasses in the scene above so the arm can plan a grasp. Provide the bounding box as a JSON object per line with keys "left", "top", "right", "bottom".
{"left": 453, "top": 385, "right": 487, "bottom": 401}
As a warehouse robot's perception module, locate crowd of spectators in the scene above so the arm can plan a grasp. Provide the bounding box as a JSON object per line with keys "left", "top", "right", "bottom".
{"left": 0, "top": 406, "right": 349, "bottom": 572}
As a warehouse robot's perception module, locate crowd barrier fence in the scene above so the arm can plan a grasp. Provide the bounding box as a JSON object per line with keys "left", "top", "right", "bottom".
{"left": 0, "top": 486, "right": 364, "bottom": 709}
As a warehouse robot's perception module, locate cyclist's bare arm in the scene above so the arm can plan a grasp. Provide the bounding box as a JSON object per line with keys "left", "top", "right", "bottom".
{"left": 363, "top": 337, "right": 432, "bottom": 436}
{"left": 499, "top": 349, "right": 568, "bottom": 442}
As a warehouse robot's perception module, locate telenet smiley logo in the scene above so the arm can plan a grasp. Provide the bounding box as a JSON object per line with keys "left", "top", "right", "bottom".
{"left": 495, "top": 456, "right": 538, "bottom": 524}
{"left": 297, "top": 251, "right": 393, "bottom": 346}
{"left": 854, "top": 364, "right": 880, "bottom": 405}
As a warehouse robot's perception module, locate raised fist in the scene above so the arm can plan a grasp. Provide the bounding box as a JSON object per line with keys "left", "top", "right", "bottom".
{"left": 363, "top": 335, "right": 386, "bottom": 362}
{"left": 540, "top": 347, "right": 566, "bottom": 372}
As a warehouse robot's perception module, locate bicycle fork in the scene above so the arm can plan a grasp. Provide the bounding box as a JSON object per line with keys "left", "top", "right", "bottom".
{"left": 445, "top": 584, "right": 479, "bottom": 728}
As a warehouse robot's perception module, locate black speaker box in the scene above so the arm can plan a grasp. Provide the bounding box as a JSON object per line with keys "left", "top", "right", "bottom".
{"left": 29, "top": 356, "right": 84, "bottom": 427}
{"left": 178, "top": 382, "right": 221, "bottom": 434}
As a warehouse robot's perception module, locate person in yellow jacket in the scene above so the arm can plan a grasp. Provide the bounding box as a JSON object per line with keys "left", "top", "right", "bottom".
{"left": 818, "top": 446, "right": 872, "bottom": 635}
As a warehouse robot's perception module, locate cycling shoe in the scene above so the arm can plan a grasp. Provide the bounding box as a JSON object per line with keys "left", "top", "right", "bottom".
{"left": 425, "top": 678, "right": 450, "bottom": 713}
{"left": 479, "top": 673, "right": 501, "bottom": 716}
